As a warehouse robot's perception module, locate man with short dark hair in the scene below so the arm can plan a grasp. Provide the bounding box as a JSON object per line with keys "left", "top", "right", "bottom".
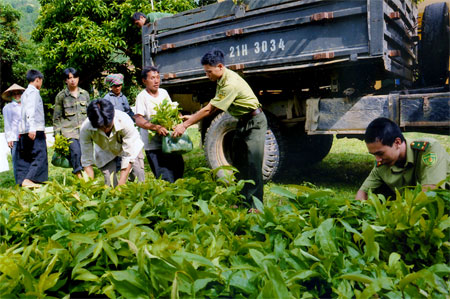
{"left": 16, "top": 69, "right": 48, "bottom": 188}
{"left": 134, "top": 66, "right": 184, "bottom": 182}
{"left": 53, "top": 67, "right": 90, "bottom": 177}
{"left": 173, "top": 49, "right": 267, "bottom": 208}
{"left": 355, "top": 117, "right": 450, "bottom": 200}
{"left": 132, "top": 11, "right": 172, "bottom": 28}
{"left": 80, "top": 99, "right": 145, "bottom": 186}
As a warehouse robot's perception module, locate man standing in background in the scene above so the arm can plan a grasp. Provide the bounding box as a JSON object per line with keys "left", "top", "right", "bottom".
{"left": 16, "top": 69, "right": 48, "bottom": 188}
{"left": 53, "top": 67, "right": 90, "bottom": 178}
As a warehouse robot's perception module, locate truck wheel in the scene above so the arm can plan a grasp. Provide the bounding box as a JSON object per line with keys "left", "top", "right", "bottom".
{"left": 283, "top": 126, "right": 333, "bottom": 165}
{"left": 204, "top": 112, "right": 284, "bottom": 182}
{"left": 419, "top": 2, "right": 449, "bottom": 86}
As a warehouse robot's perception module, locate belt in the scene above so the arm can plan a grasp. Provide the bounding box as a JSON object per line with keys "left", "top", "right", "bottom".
{"left": 239, "top": 107, "right": 263, "bottom": 121}
{"left": 250, "top": 107, "right": 263, "bottom": 116}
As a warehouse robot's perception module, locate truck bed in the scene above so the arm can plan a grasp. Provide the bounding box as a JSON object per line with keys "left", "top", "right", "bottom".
{"left": 143, "top": 0, "right": 417, "bottom": 87}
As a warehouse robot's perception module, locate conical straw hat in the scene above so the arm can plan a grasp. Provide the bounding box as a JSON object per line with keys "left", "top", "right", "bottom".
{"left": 2, "top": 83, "right": 25, "bottom": 101}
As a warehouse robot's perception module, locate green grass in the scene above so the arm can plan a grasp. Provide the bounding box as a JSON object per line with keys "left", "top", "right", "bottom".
{"left": 1, "top": 130, "right": 448, "bottom": 201}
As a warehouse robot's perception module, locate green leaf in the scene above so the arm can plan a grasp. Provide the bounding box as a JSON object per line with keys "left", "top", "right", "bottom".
{"left": 340, "top": 272, "right": 374, "bottom": 284}
{"left": 249, "top": 249, "right": 265, "bottom": 265}
{"left": 265, "top": 263, "right": 290, "bottom": 298}
{"left": 299, "top": 249, "right": 320, "bottom": 262}
{"left": 106, "top": 221, "right": 132, "bottom": 239}
{"left": 103, "top": 241, "right": 118, "bottom": 267}
{"left": 316, "top": 218, "right": 337, "bottom": 255}
{"left": 270, "top": 186, "right": 297, "bottom": 199}
{"left": 196, "top": 200, "right": 210, "bottom": 215}
{"left": 174, "top": 252, "right": 215, "bottom": 268}
{"left": 74, "top": 268, "right": 99, "bottom": 282}
{"left": 67, "top": 233, "right": 96, "bottom": 244}
{"left": 129, "top": 201, "right": 145, "bottom": 219}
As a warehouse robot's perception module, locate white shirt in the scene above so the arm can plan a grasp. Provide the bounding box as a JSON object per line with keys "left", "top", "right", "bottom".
{"left": 80, "top": 110, "right": 144, "bottom": 169}
{"left": 20, "top": 84, "right": 45, "bottom": 134}
{"left": 2, "top": 101, "right": 21, "bottom": 142}
{"left": 135, "top": 88, "right": 172, "bottom": 150}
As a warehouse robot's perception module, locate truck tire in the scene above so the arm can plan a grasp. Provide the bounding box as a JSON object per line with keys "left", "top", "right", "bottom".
{"left": 283, "top": 127, "right": 333, "bottom": 166}
{"left": 204, "top": 112, "right": 284, "bottom": 182}
{"left": 419, "top": 2, "right": 449, "bottom": 86}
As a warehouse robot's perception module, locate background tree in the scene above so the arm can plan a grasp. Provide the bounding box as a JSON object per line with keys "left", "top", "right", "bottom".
{"left": 32, "top": 0, "right": 200, "bottom": 110}
{"left": 0, "top": 2, "right": 24, "bottom": 93}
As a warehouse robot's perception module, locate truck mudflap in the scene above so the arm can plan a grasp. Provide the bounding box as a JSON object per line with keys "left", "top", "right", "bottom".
{"left": 306, "top": 91, "right": 450, "bottom": 135}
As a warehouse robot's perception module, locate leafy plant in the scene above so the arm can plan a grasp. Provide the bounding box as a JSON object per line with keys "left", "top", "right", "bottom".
{"left": 150, "top": 99, "right": 182, "bottom": 130}
{"left": 52, "top": 134, "right": 71, "bottom": 156}
{"left": 0, "top": 170, "right": 448, "bottom": 297}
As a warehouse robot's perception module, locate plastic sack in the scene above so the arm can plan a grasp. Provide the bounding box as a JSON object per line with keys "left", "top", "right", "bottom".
{"left": 51, "top": 152, "right": 71, "bottom": 168}
{"left": 162, "top": 132, "right": 193, "bottom": 154}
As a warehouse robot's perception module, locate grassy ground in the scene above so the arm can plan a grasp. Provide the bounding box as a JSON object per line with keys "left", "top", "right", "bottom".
{"left": 1, "top": 130, "right": 448, "bottom": 200}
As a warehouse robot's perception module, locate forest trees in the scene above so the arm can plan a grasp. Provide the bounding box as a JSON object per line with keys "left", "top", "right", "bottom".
{"left": 33, "top": 0, "right": 199, "bottom": 105}
{"left": 0, "top": 2, "right": 23, "bottom": 92}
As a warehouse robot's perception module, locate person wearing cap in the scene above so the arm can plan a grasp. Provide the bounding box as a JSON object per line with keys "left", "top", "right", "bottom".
{"left": 103, "top": 73, "right": 144, "bottom": 182}
{"left": 53, "top": 67, "right": 90, "bottom": 178}
{"left": 2, "top": 84, "right": 25, "bottom": 181}
{"left": 172, "top": 49, "right": 267, "bottom": 207}
{"left": 16, "top": 69, "right": 47, "bottom": 188}
{"left": 103, "top": 74, "right": 134, "bottom": 121}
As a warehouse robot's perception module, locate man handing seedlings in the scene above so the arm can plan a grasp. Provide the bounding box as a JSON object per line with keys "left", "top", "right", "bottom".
{"left": 173, "top": 49, "right": 267, "bottom": 207}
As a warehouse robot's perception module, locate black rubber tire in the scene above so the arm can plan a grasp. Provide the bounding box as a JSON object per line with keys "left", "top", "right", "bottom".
{"left": 419, "top": 2, "right": 449, "bottom": 86}
{"left": 282, "top": 124, "right": 333, "bottom": 165}
{"left": 204, "top": 112, "right": 284, "bottom": 182}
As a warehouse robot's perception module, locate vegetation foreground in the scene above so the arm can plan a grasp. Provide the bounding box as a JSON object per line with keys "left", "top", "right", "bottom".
{"left": 0, "top": 166, "right": 449, "bottom": 298}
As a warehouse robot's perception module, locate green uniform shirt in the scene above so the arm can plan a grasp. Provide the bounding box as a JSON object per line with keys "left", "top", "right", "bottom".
{"left": 210, "top": 68, "right": 260, "bottom": 118}
{"left": 360, "top": 137, "right": 450, "bottom": 193}
{"left": 53, "top": 87, "right": 90, "bottom": 139}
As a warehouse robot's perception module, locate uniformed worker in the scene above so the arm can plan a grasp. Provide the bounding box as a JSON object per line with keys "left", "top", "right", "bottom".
{"left": 173, "top": 49, "right": 267, "bottom": 208}
{"left": 355, "top": 117, "right": 450, "bottom": 201}
{"left": 53, "top": 67, "right": 90, "bottom": 177}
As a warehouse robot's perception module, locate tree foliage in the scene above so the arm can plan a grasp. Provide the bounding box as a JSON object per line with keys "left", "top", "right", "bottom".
{"left": 0, "top": 2, "right": 23, "bottom": 91}
{"left": 32, "top": 0, "right": 200, "bottom": 106}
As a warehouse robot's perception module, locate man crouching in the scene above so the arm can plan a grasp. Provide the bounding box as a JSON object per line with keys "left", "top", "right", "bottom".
{"left": 80, "top": 99, "right": 145, "bottom": 186}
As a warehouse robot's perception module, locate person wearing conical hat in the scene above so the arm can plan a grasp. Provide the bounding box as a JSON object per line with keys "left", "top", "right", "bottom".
{"left": 1, "top": 83, "right": 25, "bottom": 182}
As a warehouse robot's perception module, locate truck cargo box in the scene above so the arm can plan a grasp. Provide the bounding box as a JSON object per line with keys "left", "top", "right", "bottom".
{"left": 143, "top": 0, "right": 417, "bottom": 89}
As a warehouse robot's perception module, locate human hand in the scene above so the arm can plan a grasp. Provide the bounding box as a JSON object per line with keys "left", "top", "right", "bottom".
{"left": 7, "top": 141, "right": 13, "bottom": 148}
{"left": 181, "top": 114, "right": 191, "bottom": 121}
{"left": 172, "top": 123, "right": 186, "bottom": 137}
{"left": 28, "top": 131, "right": 36, "bottom": 140}
{"left": 156, "top": 125, "right": 169, "bottom": 136}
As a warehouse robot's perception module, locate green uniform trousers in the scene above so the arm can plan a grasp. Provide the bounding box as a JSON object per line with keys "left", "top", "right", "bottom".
{"left": 232, "top": 112, "right": 267, "bottom": 205}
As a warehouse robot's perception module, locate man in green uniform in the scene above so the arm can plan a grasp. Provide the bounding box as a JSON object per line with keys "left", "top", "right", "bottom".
{"left": 53, "top": 67, "right": 90, "bottom": 177}
{"left": 132, "top": 11, "right": 172, "bottom": 28}
{"left": 173, "top": 49, "right": 267, "bottom": 208}
{"left": 356, "top": 117, "right": 450, "bottom": 200}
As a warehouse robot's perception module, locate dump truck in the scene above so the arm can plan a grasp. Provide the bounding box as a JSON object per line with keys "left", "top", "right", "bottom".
{"left": 142, "top": 0, "right": 450, "bottom": 180}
